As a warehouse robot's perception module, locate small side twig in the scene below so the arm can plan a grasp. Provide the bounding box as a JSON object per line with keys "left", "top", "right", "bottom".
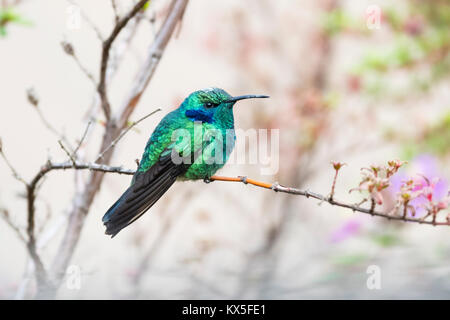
{"left": 98, "top": 0, "right": 150, "bottom": 121}
{"left": 58, "top": 140, "right": 77, "bottom": 166}
{"left": 117, "top": 0, "right": 189, "bottom": 126}
{"left": 61, "top": 40, "right": 97, "bottom": 86}
{"left": 111, "top": 0, "right": 120, "bottom": 24}
{"left": 330, "top": 161, "right": 346, "bottom": 201}
{"left": 0, "top": 208, "right": 27, "bottom": 243}
{"left": 72, "top": 120, "right": 93, "bottom": 158}
{"left": 369, "top": 198, "right": 376, "bottom": 215}
{"left": 0, "top": 138, "right": 28, "bottom": 186}
{"left": 66, "top": 0, "right": 104, "bottom": 41}
{"left": 26, "top": 88, "right": 75, "bottom": 152}
{"left": 95, "top": 108, "right": 161, "bottom": 163}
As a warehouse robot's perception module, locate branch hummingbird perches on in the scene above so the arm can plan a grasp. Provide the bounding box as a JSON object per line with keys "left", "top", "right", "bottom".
{"left": 10, "top": 154, "right": 448, "bottom": 239}
{"left": 208, "top": 174, "right": 450, "bottom": 227}
{"left": 8, "top": 160, "right": 449, "bottom": 231}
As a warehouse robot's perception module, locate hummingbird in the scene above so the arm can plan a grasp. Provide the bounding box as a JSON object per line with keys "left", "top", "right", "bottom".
{"left": 102, "top": 87, "right": 269, "bottom": 237}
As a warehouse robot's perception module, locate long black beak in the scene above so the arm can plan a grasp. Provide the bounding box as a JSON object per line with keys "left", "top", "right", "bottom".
{"left": 225, "top": 94, "right": 269, "bottom": 103}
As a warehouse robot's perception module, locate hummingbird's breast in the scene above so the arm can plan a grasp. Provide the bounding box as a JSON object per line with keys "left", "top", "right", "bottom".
{"left": 179, "top": 124, "right": 236, "bottom": 181}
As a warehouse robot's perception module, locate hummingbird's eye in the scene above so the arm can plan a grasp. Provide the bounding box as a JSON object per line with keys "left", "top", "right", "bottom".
{"left": 204, "top": 102, "right": 216, "bottom": 108}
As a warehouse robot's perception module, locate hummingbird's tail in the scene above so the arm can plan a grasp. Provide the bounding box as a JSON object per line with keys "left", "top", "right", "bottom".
{"left": 102, "top": 153, "right": 186, "bottom": 237}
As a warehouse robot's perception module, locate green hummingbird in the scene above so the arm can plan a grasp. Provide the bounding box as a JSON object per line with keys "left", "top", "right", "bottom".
{"left": 102, "top": 87, "right": 269, "bottom": 237}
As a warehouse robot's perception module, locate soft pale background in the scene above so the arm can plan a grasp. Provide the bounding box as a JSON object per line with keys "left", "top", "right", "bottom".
{"left": 1, "top": 0, "right": 449, "bottom": 299}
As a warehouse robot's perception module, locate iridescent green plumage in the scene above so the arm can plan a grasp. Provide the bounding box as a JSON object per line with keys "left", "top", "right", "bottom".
{"left": 102, "top": 87, "right": 268, "bottom": 237}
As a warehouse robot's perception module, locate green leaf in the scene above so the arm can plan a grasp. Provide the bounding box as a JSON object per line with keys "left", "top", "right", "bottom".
{"left": 371, "top": 233, "right": 400, "bottom": 247}
{"left": 332, "top": 253, "right": 368, "bottom": 266}
{"left": 0, "top": 8, "right": 32, "bottom": 37}
{"left": 142, "top": 1, "right": 151, "bottom": 11}
{"left": 321, "top": 9, "right": 352, "bottom": 36}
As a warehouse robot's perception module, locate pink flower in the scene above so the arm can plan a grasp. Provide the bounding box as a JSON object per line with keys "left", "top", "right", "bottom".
{"left": 330, "top": 218, "right": 362, "bottom": 243}
{"left": 390, "top": 154, "right": 449, "bottom": 218}
{"left": 437, "top": 201, "right": 448, "bottom": 210}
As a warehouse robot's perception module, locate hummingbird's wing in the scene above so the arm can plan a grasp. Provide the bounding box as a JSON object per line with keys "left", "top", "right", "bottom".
{"left": 102, "top": 125, "right": 208, "bottom": 238}
{"left": 102, "top": 150, "right": 185, "bottom": 237}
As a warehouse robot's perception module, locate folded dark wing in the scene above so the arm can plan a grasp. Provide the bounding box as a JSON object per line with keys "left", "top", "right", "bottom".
{"left": 102, "top": 149, "right": 189, "bottom": 237}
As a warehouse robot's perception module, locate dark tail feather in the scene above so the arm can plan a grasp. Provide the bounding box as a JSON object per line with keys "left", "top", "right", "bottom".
{"left": 102, "top": 180, "right": 176, "bottom": 238}
{"left": 102, "top": 153, "right": 186, "bottom": 238}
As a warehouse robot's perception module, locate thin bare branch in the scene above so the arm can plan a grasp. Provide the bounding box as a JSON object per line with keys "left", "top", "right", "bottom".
{"left": 330, "top": 161, "right": 346, "bottom": 201}
{"left": 72, "top": 120, "right": 93, "bottom": 158}
{"left": 111, "top": 0, "right": 120, "bottom": 24}
{"left": 36, "top": 109, "right": 73, "bottom": 150}
{"left": 58, "top": 140, "right": 77, "bottom": 166}
{"left": 61, "top": 40, "right": 97, "bottom": 86}
{"left": 34, "top": 161, "right": 134, "bottom": 181}
{"left": 0, "top": 139, "right": 28, "bottom": 186}
{"left": 106, "top": 11, "right": 145, "bottom": 85}
{"left": 26, "top": 88, "right": 75, "bottom": 152}
{"left": 66, "top": 0, "right": 104, "bottom": 41}
{"left": 0, "top": 208, "right": 27, "bottom": 243}
{"left": 118, "top": 0, "right": 189, "bottom": 126}
{"left": 209, "top": 175, "right": 450, "bottom": 227}
{"left": 95, "top": 108, "right": 161, "bottom": 163}
{"left": 98, "top": 0, "right": 150, "bottom": 121}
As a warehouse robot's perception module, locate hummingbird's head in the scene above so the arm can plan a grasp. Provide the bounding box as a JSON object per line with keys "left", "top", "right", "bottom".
{"left": 181, "top": 87, "right": 269, "bottom": 124}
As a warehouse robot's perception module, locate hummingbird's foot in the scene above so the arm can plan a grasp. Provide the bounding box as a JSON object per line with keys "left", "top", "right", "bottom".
{"left": 238, "top": 176, "right": 248, "bottom": 184}
{"left": 203, "top": 177, "right": 214, "bottom": 184}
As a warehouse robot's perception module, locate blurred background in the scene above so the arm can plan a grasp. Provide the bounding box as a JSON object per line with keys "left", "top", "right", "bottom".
{"left": 0, "top": 0, "right": 449, "bottom": 299}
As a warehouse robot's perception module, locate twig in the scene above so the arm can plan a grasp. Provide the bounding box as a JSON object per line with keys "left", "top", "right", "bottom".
{"left": 72, "top": 120, "right": 92, "bottom": 158}
{"left": 26, "top": 88, "right": 75, "bottom": 152}
{"left": 61, "top": 40, "right": 97, "bottom": 86}
{"left": 0, "top": 208, "right": 26, "bottom": 243}
{"left": 35, "top": 109, "right": 74, "bottom": 151}
{"left": 369, "top": 198, "right": 376, "bottom": 214}
{"left": 36, "top": 109, "right": 62, "bottom": 138}
{"left": 209, "top": 175, "right": 450, "bottom": 227}
{"left": 58, "top": 140, "right": 77, "bottom": 166}
{"left": 117, "top": 0, "right": 189, "bottom": 126}
{"left": 73, "top": 55, "right": 97, "bottom": 85}
{"left": 66, "top": 0, "right": 104, "bottom": 41}
{"left": 98, "top": 0, "right": 150, "bottom": 121}
{"left": 0, "top": 140, "right": 28, "bottom": 186}
{"left": 106, "top": 11, "right": 145, "bottom": 84}
{"left": 95, "top": 108, "right": 161, "bottom": 163}
{"left": 32, "top": 161, "right": 134, "bottom": 182}
{"left": 111, "top": 0, "right": 120, "bottom": 24}
{"left": 330, "top": 162, "right": 346, "bottom": 201}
